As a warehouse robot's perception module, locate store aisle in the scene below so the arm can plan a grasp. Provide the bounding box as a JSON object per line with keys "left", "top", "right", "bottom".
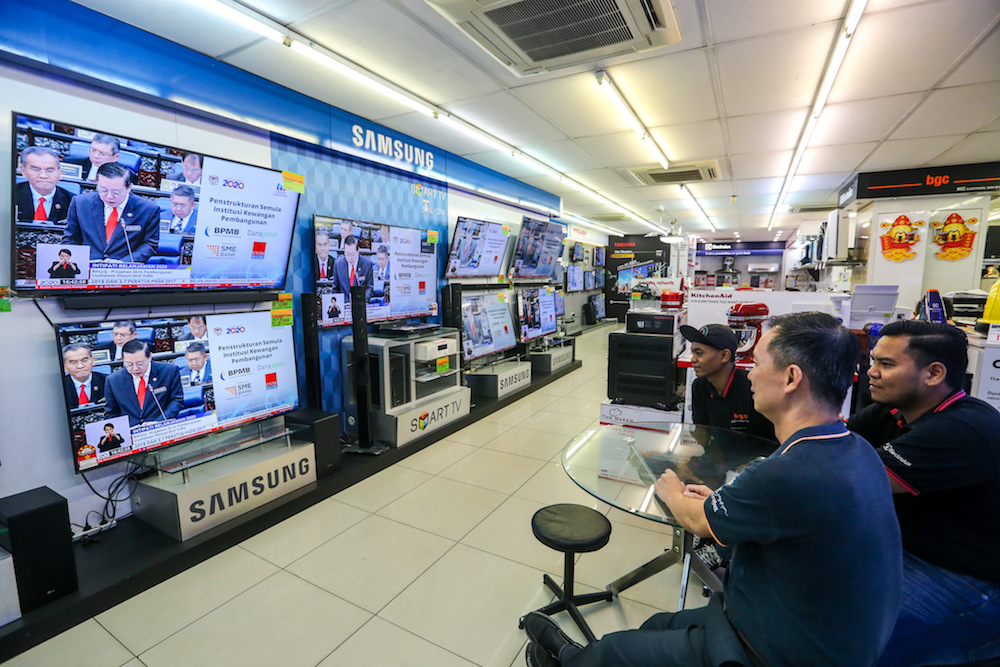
{"left": 4, "top": 325, "right": 707, "bottom": 667}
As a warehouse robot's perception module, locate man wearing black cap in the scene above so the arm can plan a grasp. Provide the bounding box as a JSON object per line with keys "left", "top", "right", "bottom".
{"left": 680, "top": 323, "right": 776, "bottom": 443}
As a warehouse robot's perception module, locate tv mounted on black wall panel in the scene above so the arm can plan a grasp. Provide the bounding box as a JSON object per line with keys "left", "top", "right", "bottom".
{"left": 11, "top": 113, "right": 300, "bottom": 297}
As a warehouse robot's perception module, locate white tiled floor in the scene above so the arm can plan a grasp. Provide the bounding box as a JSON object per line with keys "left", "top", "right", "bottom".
{"left": 4, "top": 325, "right": 708, "bottom": 667}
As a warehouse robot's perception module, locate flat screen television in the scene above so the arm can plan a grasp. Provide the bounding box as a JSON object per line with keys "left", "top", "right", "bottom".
{"left": 11, "top": 113, "right": 300, "bottom": 296}
{"left": 460, "top": 292, "right": 517, "bottom": 361}
{"left": 517, "top": 287, "right": 557, "bottom": 342}
{"left": 572, "top": 242, "right": 584, "bottom": 262}
{"left": 597, "top": 270, "right": 605, "bottom": 288}
{"left": 616, "top": 261, "right": 655, "bottom": 293}
{"left": 511, "top": 216, "right": 564, "bottom": 279}
{"left": 55, "top": 309, "right": 299, "bottom": 473}
{"left": 567, "top": 264, "right": 584, "bottom": 292}
{"left": 313, "top": 215, "right": 439, "bottom": 328}
{"left": 552, "top": 261, "right": 564, "bottom": 286}
{"left": 554, "top": 289, "right": 565, "bottom": 316}
{"left": 446, "top": 216, "right": 511, "bottom": 277}
{"left": 590, "top": 294, "right": 606, "bottom": 319}
{"left": 584, "top": 270, "right": 596, "bottom": 291}
{"left": 594, "top": 246, "right": 606, "bottom": 266}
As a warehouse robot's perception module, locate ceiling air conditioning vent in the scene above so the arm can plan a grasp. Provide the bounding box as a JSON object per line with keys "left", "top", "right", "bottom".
{"left": 789, "top": 204, "right": 837, "bottom": 214}
{"left": 628, "top": 160, "right": 721, "bottom": 185}
{"left": 588, "top": 214, "right": 633, "bottom": 223}
{"left": 425, "top": 0, "right": 681, "bottom": 77}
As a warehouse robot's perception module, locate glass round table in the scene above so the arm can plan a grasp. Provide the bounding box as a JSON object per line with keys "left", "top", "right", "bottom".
{"left": 561, "top": 422, "right": 777, "bottom": 609}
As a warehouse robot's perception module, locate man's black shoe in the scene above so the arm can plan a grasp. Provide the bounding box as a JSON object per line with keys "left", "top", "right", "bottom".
{"left": 525, "top": 641, "right": 560, "bottom": 667}
{"left": 520, "top": 612, "right": 582, "bottom": 660}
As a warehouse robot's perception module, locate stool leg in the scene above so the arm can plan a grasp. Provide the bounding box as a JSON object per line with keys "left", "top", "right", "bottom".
{"left": 542, "top": 573, "right": 564, "bottom": 598}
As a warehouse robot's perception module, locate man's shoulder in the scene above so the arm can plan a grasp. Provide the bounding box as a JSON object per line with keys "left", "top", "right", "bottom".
{"left": 153, "top": 360, "right": 180, "bottom": 375}
{"left": 914, "top": 395, "right": 1000, "bottom": 434}
{"left": 129, "top": 196, "right": 160, "bottom": 215}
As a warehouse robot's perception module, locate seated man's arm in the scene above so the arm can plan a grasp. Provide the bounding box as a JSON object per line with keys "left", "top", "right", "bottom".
{"left": 655, "top": 469, "right": 713, "bottom": 537}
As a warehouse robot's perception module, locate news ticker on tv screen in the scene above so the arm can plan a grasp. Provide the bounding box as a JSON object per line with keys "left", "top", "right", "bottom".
{"left": 12, "top": 113, "right": 300, "bottom": 295}
{"left": 446, "top": 217, "right": 511, "bottom": 278}
{"left": 313, "top": 216, "right": 439, "bottom": 328}
{"left": 460, "top": 292, "right": 517, "bottom": 361}
{"left": 56, "top": 309, "right": 298, "bottom": 473}
{"left": 518, "top": 286, "right": 557, "bottom": 342}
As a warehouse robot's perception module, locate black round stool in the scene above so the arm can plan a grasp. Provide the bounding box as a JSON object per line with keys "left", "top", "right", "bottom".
{"left": 521, "top": 503, "right": 613, "bottom": 643}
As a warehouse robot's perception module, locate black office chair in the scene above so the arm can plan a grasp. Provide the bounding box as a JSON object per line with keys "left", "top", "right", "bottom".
{"left": 520, "top": 504, "right": 613, "bottom": 643}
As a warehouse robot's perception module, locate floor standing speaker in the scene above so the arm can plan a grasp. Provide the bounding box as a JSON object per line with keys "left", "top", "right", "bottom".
{"left": 0, "top": 487, "right": 78, "bottom": 613}
{"left": 441, "top": 283, "right": 462, "bottom": 329}
{"left": 346, "top": 285, "right": 388, "bottom": 454}
{"left": 284, "top": 408, "right": 342, "bottom": 478}
{"left": 300, "top": 293, "right": 324, "bottom": 410}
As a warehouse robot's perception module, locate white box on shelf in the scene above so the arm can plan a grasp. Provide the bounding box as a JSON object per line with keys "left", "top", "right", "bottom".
{"left": 414, "top": 338, "right": 458, "bottom": 361}
{"left": 600, "top": 402, "right": 682, "bottom": 427}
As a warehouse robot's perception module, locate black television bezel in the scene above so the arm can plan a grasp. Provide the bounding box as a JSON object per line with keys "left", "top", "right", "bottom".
{"left": 517, "top": 286, "right": 557, "bottom": 342}
{"left": 445, "top": 216, "right": 511, "bottom": 278}
{"left": 459, "top": 292, "right": 517, "bottom": 362}
{"left": 53, "top": 309, "right": 300, "bottom": 474}
{"left": 312, "top": 214, "right": 439, "bottom": 329}
{"left": 10, "top": 111, "right": 301, "bottom": 298}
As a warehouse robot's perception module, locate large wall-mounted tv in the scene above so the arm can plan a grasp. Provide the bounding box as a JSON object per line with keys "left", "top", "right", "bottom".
{"left": 594, "top": 246, "right": 606, "bottom": 267}
{"left": 566, "top": 264, "right": 584, "bottom": 292}
{"left": 313, "top": 215, "right": 439, "bottom": 328}
{"left": 517, "top": 287, "right": 557, "bottom": 342}
{"left": 511, "top": 217, "right": 563, "bottom": 279}
{"left": 446, "top": 217, "right": 511, "bottom": 277}
{"left": 460, "top": 292, "right": 517, "bottom": 362}
{"left": 55, "top": 309, "right": 298, "bottom": 473}
{"left": 590, "top": 294, "right": 606, "bottom": 319}
{"left": 11, "top": 113, "right": 300, "bottom": 296}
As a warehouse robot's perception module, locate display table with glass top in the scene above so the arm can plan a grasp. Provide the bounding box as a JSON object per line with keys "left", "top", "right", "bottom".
{"left": 561, "top": 423, "right": 776, "bottom": 609}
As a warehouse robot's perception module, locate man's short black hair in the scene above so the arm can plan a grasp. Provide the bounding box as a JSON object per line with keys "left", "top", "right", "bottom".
{"left": 377, "top": 245, "right": 389, "bottom": 255}
{"left": 19, "top": 146, "right": 61, "bottom": 165}
{"left": 181, "top": 152, "right": 202, "bottom": 166}
{"left": 121, "top": 339, "right": 151, "bottom": 356}
{"left": 104, "top": 423, "right": 115, "bottom": 430}
{"left": 172, "top": 184, "right": 196, "bottom": 201}
{"left": 63, "top": 342, "right": 92, "bottom": 358}
{"left": 188, "top": 315, "right": 206, "bottom": 325}
{"left": 97, "top": 162, "right": 133, "bottom": 184}
{"left": 186, "top": 342, "right": 207, "bottom": 355}
{"left": 343, "top": 235, "right": 359, "bottom": 249}
{"left": 58, "top": 248, "right": 72, "bottom": 256}
{"left": 112, "top": 321, "right": 136, "bottom": 333}
{"left": 91, "top": 134, "right": 121, "bottom": 154}
{"left": 880, "top": 320, "right": 968, "bottom": 391}
{"left": 766, "top": 311, "right": 859, "bottom": 411}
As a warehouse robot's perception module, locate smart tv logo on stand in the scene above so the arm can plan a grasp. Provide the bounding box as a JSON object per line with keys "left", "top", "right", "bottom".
{"left": 252, "top": 242, "right": 266, "bottom": 259}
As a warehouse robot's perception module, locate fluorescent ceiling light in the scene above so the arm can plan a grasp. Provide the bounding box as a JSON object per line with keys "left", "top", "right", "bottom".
{"left": 564, "top": 215, "right": 625, "bottom": 237}
{"left": 514, "top": 152, "right": 563, "bottom": 180}
{"left": 597, "top": 71, "right": 670, "bottom": 170}
{"left": 679, "top": 184, "right": 717, "bottom": 232}
{"left": 199, "top": 0, "right": 285, "bottom": 43}
{"left": 437, "top": 115, "right": 513, "bottom": 153}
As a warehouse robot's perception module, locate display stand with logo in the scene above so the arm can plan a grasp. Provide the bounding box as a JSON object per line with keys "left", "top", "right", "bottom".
{"left": 529, "top": 337, "right": 575, "bottom": 374}
{"left": 465, "top": 360, "right": 533, "bottom": 399}
{"left": 341, "top": 329, "right": 470, "bottom": 447}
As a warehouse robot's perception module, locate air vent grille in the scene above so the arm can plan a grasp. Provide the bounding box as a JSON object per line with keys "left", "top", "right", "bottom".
{"left": 628, "top": 160, "right": 721, "bottom": 185}
{"left": 789, "top": 204, "right": 837, "bottom": 214}
{"left": 484, "top": 0, "right": 636, "bottom": 62}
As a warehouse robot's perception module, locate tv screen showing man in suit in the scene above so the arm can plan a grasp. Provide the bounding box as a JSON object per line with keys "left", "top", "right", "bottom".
{"left": 104, "top": 340, "right": 184, "bottom": 427}
{"left": 62, "top": 343, "right": 106, "bottom": 410}
{"left": 65, "top": 133, "right": 122, "bottom": 183}
{"left": 164, "top": 152, "right": 202, "bottom": 186}
{"left": 166, "top": 185, "right": 198, "bottom": 234}
{"left": 15, "top": 146, "right": 74, "bottom": 223}
{"left": 332, "top": 236, "right": 374, "bottom": 303}
{"left": 314, "top": 230, "right": 335, "bottom": 283}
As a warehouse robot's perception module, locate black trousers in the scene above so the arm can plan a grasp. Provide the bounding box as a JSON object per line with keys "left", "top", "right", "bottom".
{"left": 561, "top": 594, "right": 752, "bottom": 667}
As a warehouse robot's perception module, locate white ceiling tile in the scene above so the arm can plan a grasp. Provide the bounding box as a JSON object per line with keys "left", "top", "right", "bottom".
{"left": 246, "top": 0, "right": 348, "bottom": 24}
{"left": 736, "top": 178, "right": 784, "bottom": 195}
{"left": 577, "top": 132, "right": 652, "bottom": 168}
{"left": 892, "top": 82, "right": 1000, "bottom": 139}
{"left": 942, "top": 25, "right": 1000, "bottom": 88}
{"left": 789, "top": 173, "right": 851, "bottom": 193}
{"left": 682, "top": 181, "right": 737, "bottom": 198}
{"left": 517, "top": 174, "right": 575, "bottom": 194}
{"left": 638, "top": 183, "right": 691, "bottom": 201}
{"left": 605, "top": 50, "right": 719, "bottom": 126}
{"left": 735, "top": 194, "right": 780, "bottom": 208}
{"left": 925, "top": 131, "right": 1000, "bottom": 166}
{"left": 564, "top": 169, "right": 634, "bottom": 191}
{"left": 650, "top": 120, "right": 727, "bottom": 163}
{"left": 810, "top": 94, "right": 922, "bottom": 146}
{"left": 292, "top": 0, "right": 503, "bottom": 105}
{"left": 379, "top": 113, "right": 500, "bottom": 157}
{"left": 731, "top": 151, "right": 793, "bottom": 180}
{"left": 784, "top": 191, "right": 839, "bottom": 206}
{"left": 442, "top": 92, "right": 565, "bottom": 146}
{"left": 860, "top": 135, "right": 968, "bottom": 171}
{"left": 716, "top": 23, "right": 838, "bottom": 116}
{"left": 706, "top": 0, "right": 843, "bottom": 43}
{"left": 727, "top": 109, "right": 810, "bottom": 154}
{"left": 830, "top": 0, "right": 1000, "bottom": 103}
{"left": 514, "top": 73, "right": 621, "bottom": 138}
{"left": 518, "top": 140, "right": 604, "bottom": 173}
{"left": 798, "top": 143, "right": 878, "bottom": 175}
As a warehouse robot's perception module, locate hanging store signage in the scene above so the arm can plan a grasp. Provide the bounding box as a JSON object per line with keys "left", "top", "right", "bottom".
{"left": 839, "top": 161, "right": 1000, "bottom": 204}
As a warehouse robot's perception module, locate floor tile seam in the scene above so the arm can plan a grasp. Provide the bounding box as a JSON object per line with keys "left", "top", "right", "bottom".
{"left": 366, "top": 613, "right": 488, "bottom": 667}
{"left": 435, "top": 455, "right": 546, "bottom": 496}
{"left": 85, "top": 616, "right": 139, "bottom": 665}
{"left": 394, "top": 443, "right": 479, "bottom": 475}
{"left": 333, "top": 468, "right": 436, "bottom": 514}
{"left": 353, "top": 511, "right": 461, "bottom": 549}
{"left": 243, "top": 507, "right": 373, "bottom": 570}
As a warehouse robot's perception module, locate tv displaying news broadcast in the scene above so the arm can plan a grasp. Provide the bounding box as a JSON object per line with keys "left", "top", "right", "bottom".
{"left": 460, "top": 292, "right": 517, "bottom": 362}
{"left": 511, "top": 217, "right": 564, "bottom": 279}
{"left": 554, "top": 289, "right": 565, "bottom": 316}
{"left": 590, "top": 294, "right": 606, "bottom": 319}
{"left": 517, "top": 287, "right": 557, "bottom": 342}
{"left": 11, "top": 113, "right": 300, "bottom": 295}
{"left": 584, "top": 270, "right": 596, "bottom": 291}
{"left": 572, "top": 242, "right": 584, "bottom": 262}
{"left": 55, "top": 309, "right": 298, "bottom": 473}
{"left": 594, "top": 246, "right": 606, "bottom": 266}
{"left": 446, "top": 217, "right": 511, "bottom": 277}
{"left": 567, "top": 264, "right": 584, "bottom": 292}
{"left": 313, "top": 216, "right": 439, "bottom": 328}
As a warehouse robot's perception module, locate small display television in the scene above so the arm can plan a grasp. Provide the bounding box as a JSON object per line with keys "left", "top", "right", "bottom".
{"left": 55, "top": 309, "right": 299, "bottom": 473}
{"left": 313, "top": 215, "right": 439, "bottom": 328}
{"left": 511, "top": 216, "right": 564, "bottom": 279}
{"left": 460, "top": 292, "right": 517, "bottom": 361}
{"left": 446, "top": 216, "right": 511, "bottom": 277}
{"left": 552, "top": 261, "right": 564, "bottom": 286}
{"left": 517, "top": 287, "right": 557, "bottom": 342}
{"left": 590, "top": 294, "right": 606, "bottom": 319}
{"left": 597, "top": 270, "right": 605, "bottom": 288}
{"left": 11, "top": 113, "right": 300, "bottom": 296}
{"left": 554, "top": 289, "right": 565, "bottom": 316}
{"left": 572, "top": 242, "right": 584, "bottom": 262}
{"left": 566, "top": 264, "right": 584, "bottom": 292}
{"left": 584, "top": 270, "right": 596, "bottom": 291}
{"left": 594, "top": 246, "right": 606, "bottom": 267}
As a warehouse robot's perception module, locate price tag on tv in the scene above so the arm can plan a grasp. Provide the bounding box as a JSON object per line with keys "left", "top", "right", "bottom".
{"left": 631, "top": 292, "right": 641, "bottom": 301}
{"left": 426, "top": 230, "right": 439, "bottom": 244}
{"left": 0, "top": 286, "right": 10, "bottom": 313}
{"left": 502, "top": 225, "right": 511, "bottom": 235}
{"left": 436, "top": 358, "right": 450, "bottom": 373}
{"left": 271, "top": 293, "right": 293, "bottom": 309}
{"left": 498, "top": 292, "right": 507, "bottom": 302}
{"left": 281, "top": 171, "right": 305, "bottom": 193}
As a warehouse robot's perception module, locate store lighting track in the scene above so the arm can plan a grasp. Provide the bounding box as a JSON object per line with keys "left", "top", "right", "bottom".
{"left": 767, "top": 0, "right": 868, "bottom": 231}
{"left": 196, "top": 0, "right": 655, "bottom": 235}
{"left": 596, "top": 71, "right": 670, "bottom": 170}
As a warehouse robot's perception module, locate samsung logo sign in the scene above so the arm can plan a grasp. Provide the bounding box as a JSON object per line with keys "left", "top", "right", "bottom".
{"left": 499, "top": 369, "right": 531, "bottom": 391}
{"left": 352, "top": 125, "right": 435, "bottom": 169}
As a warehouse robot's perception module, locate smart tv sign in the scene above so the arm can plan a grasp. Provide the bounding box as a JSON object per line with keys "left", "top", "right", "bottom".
{"left": 395, "top": 387, "right": 471, "bottom": 446}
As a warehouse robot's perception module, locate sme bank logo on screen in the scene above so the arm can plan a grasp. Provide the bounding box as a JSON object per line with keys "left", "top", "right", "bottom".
{"left": 252, "top": 242, "right": 267, "bottom": 259}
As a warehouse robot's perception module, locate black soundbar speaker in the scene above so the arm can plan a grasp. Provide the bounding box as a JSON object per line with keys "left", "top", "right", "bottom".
{"left": 0, "top": 487, "right": 78, "bottom": 613}
{"left": 285, "top": 409, "right": 341, "bottom": 479}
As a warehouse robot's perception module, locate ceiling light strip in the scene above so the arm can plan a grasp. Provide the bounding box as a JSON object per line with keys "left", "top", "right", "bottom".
{"left": 597, "top": 71, "right": 670, "bottom": 170}
{"left": 680, "top": 184, "right": 717, "bottom": 232}
{"left": 563, "top": 215, "right": 626, "bottom": 237}
{"left": 767, "top": 0, "right": 868, "bottom": 231}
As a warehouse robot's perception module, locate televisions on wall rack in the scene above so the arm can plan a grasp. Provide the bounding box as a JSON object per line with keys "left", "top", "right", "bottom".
{"left": 11, "top": 113, "right": 300, "bottom": 296}
{"left": 566, "top": 264, "right": 584, "bottom": 292}
{"left": 313, "top": 215, "right": 439, "bottom": 328}
{"left": 594, "top": 246, "right": 606, "bottom": 266}
{"left": 446, "top": 216, "right": 511, "bottom": 277}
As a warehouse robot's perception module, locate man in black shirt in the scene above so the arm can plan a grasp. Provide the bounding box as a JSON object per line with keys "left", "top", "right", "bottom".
{"left": 680, "top": 323, "right": 776, "bottom": 443}
{"left": 847, "top": 320, "right": 1000, "bottom": 666}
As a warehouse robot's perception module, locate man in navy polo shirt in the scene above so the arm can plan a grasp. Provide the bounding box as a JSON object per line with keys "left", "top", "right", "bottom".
{"left": 848, "top": 320, "right": 1000, "bottom": 666}
{"left": 522, "top": 312, "right": 902, "bottom": 667}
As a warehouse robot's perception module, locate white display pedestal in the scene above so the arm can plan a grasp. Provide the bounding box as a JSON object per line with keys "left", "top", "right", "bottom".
{"left": 529, "top": 340, "right": 575, "bottom": 373}
{"left": 599, "top": 401, "right": 682, "bottom": 426}
{"left": 465, "top": 361, "right": 532, "bottom": 399}
{"left": 133, "top": 440, "right": 316, "bottom": 541}
{"left": 0, "top": 548, "right": 20, "bottom": 628}
{"left": 373, "top": 385, "right": 472, "bottom": 447}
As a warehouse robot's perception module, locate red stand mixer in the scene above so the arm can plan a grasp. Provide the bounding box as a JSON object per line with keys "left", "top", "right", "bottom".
{"left": 727, "top": 302, "right": 769, "bottom": 362}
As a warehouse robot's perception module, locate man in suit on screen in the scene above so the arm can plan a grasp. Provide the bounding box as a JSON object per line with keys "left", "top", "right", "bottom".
{"left": 166, "top": 185, "right": 198, "bottom": 233}
{"left": 16, "top": 146, "right": 74, "bottom": 223}
{"left": 62, "top": 343, "right": 106, "bottom": 410}
{"left": 104, "top": 340, "right": 183, "bottom": 427}
{"left": 180, "top": 342, "right": 212, "bottom": 386}
{"left": 65, "top": 134, "right": 123, "bottom": 182}
{"left": 165, "top": 152, "right": 202, "bottom": 186}
{"left": 332, "top": 235, "right": 373, "bottom": 303}
{"left": 314, "top": 230, "right": 335, "bottom": 283}
{"left": 62, "top": 163, "right": 160, "bottom": 263}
